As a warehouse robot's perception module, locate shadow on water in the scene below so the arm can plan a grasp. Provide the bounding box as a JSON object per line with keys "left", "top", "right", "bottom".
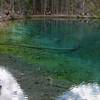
{"left": 0, "top": 19, "right": 100, "bottom": 99}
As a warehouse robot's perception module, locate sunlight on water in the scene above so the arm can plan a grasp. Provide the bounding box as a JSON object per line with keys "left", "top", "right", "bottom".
{"left": 56, "top": 83, "right": 100, "bottom": 100}
{"left": 0, "top": 66, "right": 28, "bottom": 100}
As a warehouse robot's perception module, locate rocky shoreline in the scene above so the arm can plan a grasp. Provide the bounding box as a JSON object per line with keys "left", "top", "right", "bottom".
{"left": 0, "top": 13, "right": 100, "bottom": 22}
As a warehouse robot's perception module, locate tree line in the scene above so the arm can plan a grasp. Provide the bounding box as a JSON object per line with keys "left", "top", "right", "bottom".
{"left": 0, "top": 0, "right": 100, "bottom": 18}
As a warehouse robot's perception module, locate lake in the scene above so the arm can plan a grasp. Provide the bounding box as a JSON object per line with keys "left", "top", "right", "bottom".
{"left": 0, "top": 19, "right": 100, "bottom": 100}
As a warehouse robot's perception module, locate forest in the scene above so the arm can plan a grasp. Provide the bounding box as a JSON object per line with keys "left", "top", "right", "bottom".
{"left": 0, "top": 0, "right": 100, "bottom": 19}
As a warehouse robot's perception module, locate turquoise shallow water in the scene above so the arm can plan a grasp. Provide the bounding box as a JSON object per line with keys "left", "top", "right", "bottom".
{"left": 0, "top": 19, "right": 100, "bottom": 99}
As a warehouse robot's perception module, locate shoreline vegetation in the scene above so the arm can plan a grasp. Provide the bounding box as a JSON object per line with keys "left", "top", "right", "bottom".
{"left": 0, "top": 14, "right": 100, "bottom": 22}
{"left": 0, "top": 7, "right": 100, "bottom": 22}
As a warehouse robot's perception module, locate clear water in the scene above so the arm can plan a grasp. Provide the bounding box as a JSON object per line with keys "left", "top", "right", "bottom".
{"left": 0, "top": 19, "right": 100, "bottom": 100}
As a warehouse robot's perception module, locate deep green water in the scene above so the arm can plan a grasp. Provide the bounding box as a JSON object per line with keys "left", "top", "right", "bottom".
{"left": 0, "top": 19, "right": 100, "bottom": 99}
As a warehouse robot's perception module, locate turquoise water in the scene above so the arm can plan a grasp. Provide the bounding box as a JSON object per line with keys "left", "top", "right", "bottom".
{"left": 0, "top": 19, "right": 100, "bottom": 99}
